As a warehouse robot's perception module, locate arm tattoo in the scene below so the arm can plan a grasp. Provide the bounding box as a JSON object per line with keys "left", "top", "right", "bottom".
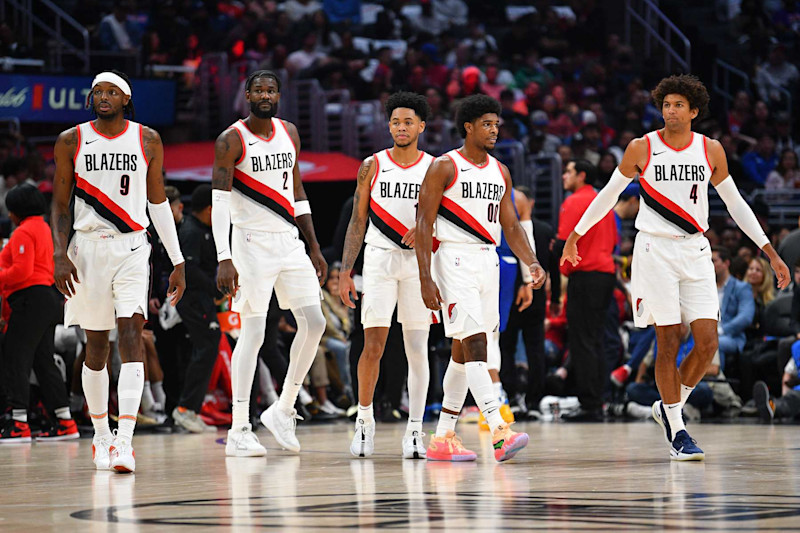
{"left": 143, "top": 127, "right": 162, "bottom": 163}
{"left": 341, "top": 158, "right": 372, "bottom": 271}
{"left": 212, "top": 134, "right": 234, "bottom": 190}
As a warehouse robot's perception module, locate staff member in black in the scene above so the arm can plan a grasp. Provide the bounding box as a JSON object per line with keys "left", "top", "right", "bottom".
{"left": 171, "top": 185, "right": 221, "bottom": 433}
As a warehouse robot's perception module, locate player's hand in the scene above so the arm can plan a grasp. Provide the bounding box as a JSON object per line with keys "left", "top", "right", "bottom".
{"left": 149, "top": 298, "right": 161, "bottom": 314}
{"left": 771, "top": 255, "right": 791, "bottom": 290}
{"left": 516, "top": 283, "right": 533, "bottom": 311}
{"left": 339, "top": 269, "right": 358, "bottom": 308}
{"left": 529, "top": 262, "right": 546, "bottom": 290}
{"left": 167, "top": 263, "right": 186, "bottom": 306}
{"left": 217, "top": 259, "right": 239, "bottom": 297}
{"left": 560, "top": 240, "right": 581, "bottom": 267}
{"left": 401, "top": 227, "right": 416, "bottom": 248}
{"left": 421, "top": 277, "right": 443, "bottom": 311}
{"left": 54, "top": 253, "right": 80, "bottom": 297}
{"left": 309, "top": 246, "right": 328, "bottom": 286}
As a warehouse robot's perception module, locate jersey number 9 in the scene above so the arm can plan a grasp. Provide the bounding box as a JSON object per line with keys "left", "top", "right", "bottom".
{"left": 120, "top": 174, "right": 130, "bottom": 196}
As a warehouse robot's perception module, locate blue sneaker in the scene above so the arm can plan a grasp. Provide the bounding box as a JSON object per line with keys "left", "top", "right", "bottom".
{"left": 670, "top": 430, "right": 704, "bottom": 461}
{"left": 651, "top": 400, "right": 672, "bottom": 444}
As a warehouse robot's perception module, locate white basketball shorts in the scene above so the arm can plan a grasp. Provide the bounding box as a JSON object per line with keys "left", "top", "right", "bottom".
{"left": 361, "top": 245, "right": 435, "bottom": 330}
{"left": 64, "top": 230, "right": 150, "bottom": 331}
{"left": 631, "top": 231, "right": 718, "bottom": 328}
{"left": 231, "top": 226, "right": 321, "bottom": 316}
{"left": 433, "top": 242, "right": 500, "bottom": 340}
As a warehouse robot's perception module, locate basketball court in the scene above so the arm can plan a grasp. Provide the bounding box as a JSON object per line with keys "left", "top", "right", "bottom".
{"left": 1, "top": 420, "right": 797, "bottom": 531}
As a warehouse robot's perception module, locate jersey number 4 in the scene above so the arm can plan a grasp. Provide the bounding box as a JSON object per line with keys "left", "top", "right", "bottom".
{"left": 689, "top": 184, "right": 698, "bottom": 204}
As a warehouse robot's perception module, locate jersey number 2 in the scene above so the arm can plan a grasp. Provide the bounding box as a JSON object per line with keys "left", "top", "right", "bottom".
{"left": 120, "top": 174, "right": 130, "bottom": 196}
{"left": 283, "top": 171, "right": 289, "bottom": 190}
{"left": 689, "top": 184, "right": 698, "bottom": 204}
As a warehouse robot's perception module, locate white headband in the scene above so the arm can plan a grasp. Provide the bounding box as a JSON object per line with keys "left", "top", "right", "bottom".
{"left": 91, "top": 72, "right": 132, "bottom": 96}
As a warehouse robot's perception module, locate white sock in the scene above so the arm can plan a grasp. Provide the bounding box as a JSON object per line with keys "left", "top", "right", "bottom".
{"left": 231, "top": 315, "right": 267, "bottom": 429}
{"left": 486, "top": 330, "right": 501, "bottom": 371}
{"left": 55, "top": 407, "right": 72, "bottom": 420}
{"left": 12, "top": 409, "right": 27, "bottom": 423}
{"left": 141, "top": 380, "right": 155, "bottom": 412}
{"left": 117, "top": 362, "right": 145, "bottom": 442}
{"left": 358, "top": 403, "right": 374, "bottom": 424}
{"left": 436, "top": 359, "right": 468, "bottom": 437}
{"left": 679, "top": 384, "right": 694, "bottom": 408}
{"left": 82, "top": 364, "right": 112, "bottom": 439}
{"left": 279, "top": 305, "right": 326, "bottom": 415}
{"left": 402, "top": 328, "right": 430, "bottom": 425}
{"left": 663, "top": 401, "right": 686, "bottom": 437}
{"left": 152, "top": 380, "right": 166, "bottom": 407}
{"left": 465, "top": 361, "right": 504, "bottom": 431}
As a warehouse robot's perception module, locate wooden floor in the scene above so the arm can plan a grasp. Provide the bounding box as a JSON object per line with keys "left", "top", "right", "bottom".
{"left": 1, "top": 420, "right": 798, "bottom": 531}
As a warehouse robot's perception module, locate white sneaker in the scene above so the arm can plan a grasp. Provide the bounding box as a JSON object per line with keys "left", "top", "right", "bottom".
{"left": 173, "top": 407, "right": 209, "bottom": 433}
{"left": 350, "top": 418, "right": 375, "bottom": 458}
{"left": 261, "top": 404, "right": 301, "bottom": 452}
{"left": 402, "top": 430, "right": 427, "bottom": 459}
{"left": 320, "top": 400, "right": 346, "bottom": 416}
{"left": 92, "top": 435, "right": 113, "bottom": 470}
{"left": 109, "top": 437, "right": 135, "bottom": 473}
{"left": 225, "top": 425, "right": 266, "bottom": 457}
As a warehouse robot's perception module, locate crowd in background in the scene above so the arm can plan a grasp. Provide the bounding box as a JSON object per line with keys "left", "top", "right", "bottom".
{"left": 2, "top": 0, "right": 800, "bottom": 437}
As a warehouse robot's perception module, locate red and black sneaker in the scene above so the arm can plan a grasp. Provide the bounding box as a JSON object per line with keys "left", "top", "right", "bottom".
{"left": 0, "top": 419, "right": 32, "bottom": 443}
{"left": 36, "top": 419, "right": 80, "bottom": 442}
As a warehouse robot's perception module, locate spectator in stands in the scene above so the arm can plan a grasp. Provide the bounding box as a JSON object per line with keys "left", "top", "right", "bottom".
{"left": 746, "top": 256, "right": 776, "bottom": 337}
{"left": 172, "top": 185, "right": 219, "bottom": 433}
{"left": 320, "top": 262, "right": 352, "bottom": 405}
{"left": 755, "top": 43, "right": 799, "bottom": 107}
{"left": 528, "top": 111, "right": 561, "bottom": 154}
{"left": 0, "top": 184, "right": 77, "bottom": 442}
{"left": 765, "top": 149, "right": 800, "bottom": 189}
{"left": 285, "top": 32, "right": 327, "bottom": 78}
{"left": 773, "top": 111, "right": 796, "bottom": 154}
{"left": 721, "top": 225, "right": 743, "bottom": 253}
{"left": 556, "top": 160, "right": 617, "bottom": 421}
{"left": 98, "top": 1, "right": 141, "bottom": 52}
{"left": 284, "top": 0, "right": 322, "bottom": 23}
{"left": 743, "top": 132, "right": 779, "bottom": 187}
{"left": 310, "top": 10, "right": 342, "bottom": 54}
{"left": 753, "top": 348, "right": 800, "bottom": 420}
{"left": 727, "top": 90, "right": 752, "bottom": 135}
{"left": 713, "top": 246, "right": 756, "bottom": 370}
{"left": 741, "top": 100, "right": 772, "bottom": 140}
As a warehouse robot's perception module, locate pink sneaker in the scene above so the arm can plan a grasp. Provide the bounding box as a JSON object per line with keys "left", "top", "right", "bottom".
{"left": 426, "top": 431, "right": 477, "bottom": 461}
{"left": 492, "top": 423, "right": 529, "bottom": 462}
{"left": 610, "top": 365, "right": 631, "bottom": 387}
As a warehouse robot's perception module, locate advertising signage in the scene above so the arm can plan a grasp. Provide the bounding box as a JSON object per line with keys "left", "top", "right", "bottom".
{"left": 0, "top": 74, "right": 176, "bottom": 126}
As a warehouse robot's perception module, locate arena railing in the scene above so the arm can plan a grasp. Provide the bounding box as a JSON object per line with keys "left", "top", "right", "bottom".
{"left": 712, "top": 59, "right": 751, "bottom": 115}
{"left": 625, "top": 0, "right": 691, "bottom": 73}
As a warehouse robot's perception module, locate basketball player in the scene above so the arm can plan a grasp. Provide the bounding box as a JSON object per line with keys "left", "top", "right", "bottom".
{"left": 52, "top": 70, "right": 186, "bottom": 473}
{"left": 560, "top": 74, "right": 789, "bottom": 460}
{"left": 416, "top": 95, "right": 546, "bottom": 462}
{"left": 338, "top": 91, "right": 434, "bottom": 459}
{"left": 211, "top": 70, "right": 327, "bottom": 457}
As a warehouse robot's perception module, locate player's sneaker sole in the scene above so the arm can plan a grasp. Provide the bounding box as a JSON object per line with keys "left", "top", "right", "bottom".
{"left": 426, "top": 451, "right": 477, "bottom": 461}
{"left": 494, "top": 432, "right": 529, "bottom": 462}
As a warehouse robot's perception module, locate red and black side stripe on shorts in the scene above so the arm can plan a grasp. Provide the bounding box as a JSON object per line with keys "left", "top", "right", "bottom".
{"left": 368, "top": 199, "right": 410, "bottom": 250}
{"left": 437, "top": 197, "right": 495, "bottom": 245}
{"left": 232, "top": 169, "right": 296, "bottom": 226}
{"left": 74, "top": 175, "right": 144, "bottom": 233}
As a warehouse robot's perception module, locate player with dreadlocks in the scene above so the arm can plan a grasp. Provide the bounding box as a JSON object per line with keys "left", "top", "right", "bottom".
{"left": 52, "top": 70, "right": 186, "bottom": 473}
{"left": 211, "top": 70, "right": 328, "bottom": 457}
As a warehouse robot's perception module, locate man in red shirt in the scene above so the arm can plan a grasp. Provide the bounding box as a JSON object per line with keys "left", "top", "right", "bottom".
{"left": 555, "top": 159, "right": 617, "bottom": 421}
{"left": 0, "top": 183, "right": 78, "bottom": 442}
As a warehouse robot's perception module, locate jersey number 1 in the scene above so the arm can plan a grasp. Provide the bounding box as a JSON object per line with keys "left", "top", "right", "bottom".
{"left": 689, "top": 184, "right": 698, "bottom": 204}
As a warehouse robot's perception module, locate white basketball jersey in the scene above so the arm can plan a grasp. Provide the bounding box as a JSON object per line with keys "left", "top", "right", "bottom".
{"left": 365, "top": 149, "right": 433, "bottom": 249}
{"left": 229, "top": 118, "right": 297, "bottom": 232}
{"left": 636, "top": 131, "right": 712, "bottom": 236}
{"left": 435, "top": 149, "right": 506, "bottom": 246}
{"left": 72, "top": 120, "right": 149, "bottom": 235}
